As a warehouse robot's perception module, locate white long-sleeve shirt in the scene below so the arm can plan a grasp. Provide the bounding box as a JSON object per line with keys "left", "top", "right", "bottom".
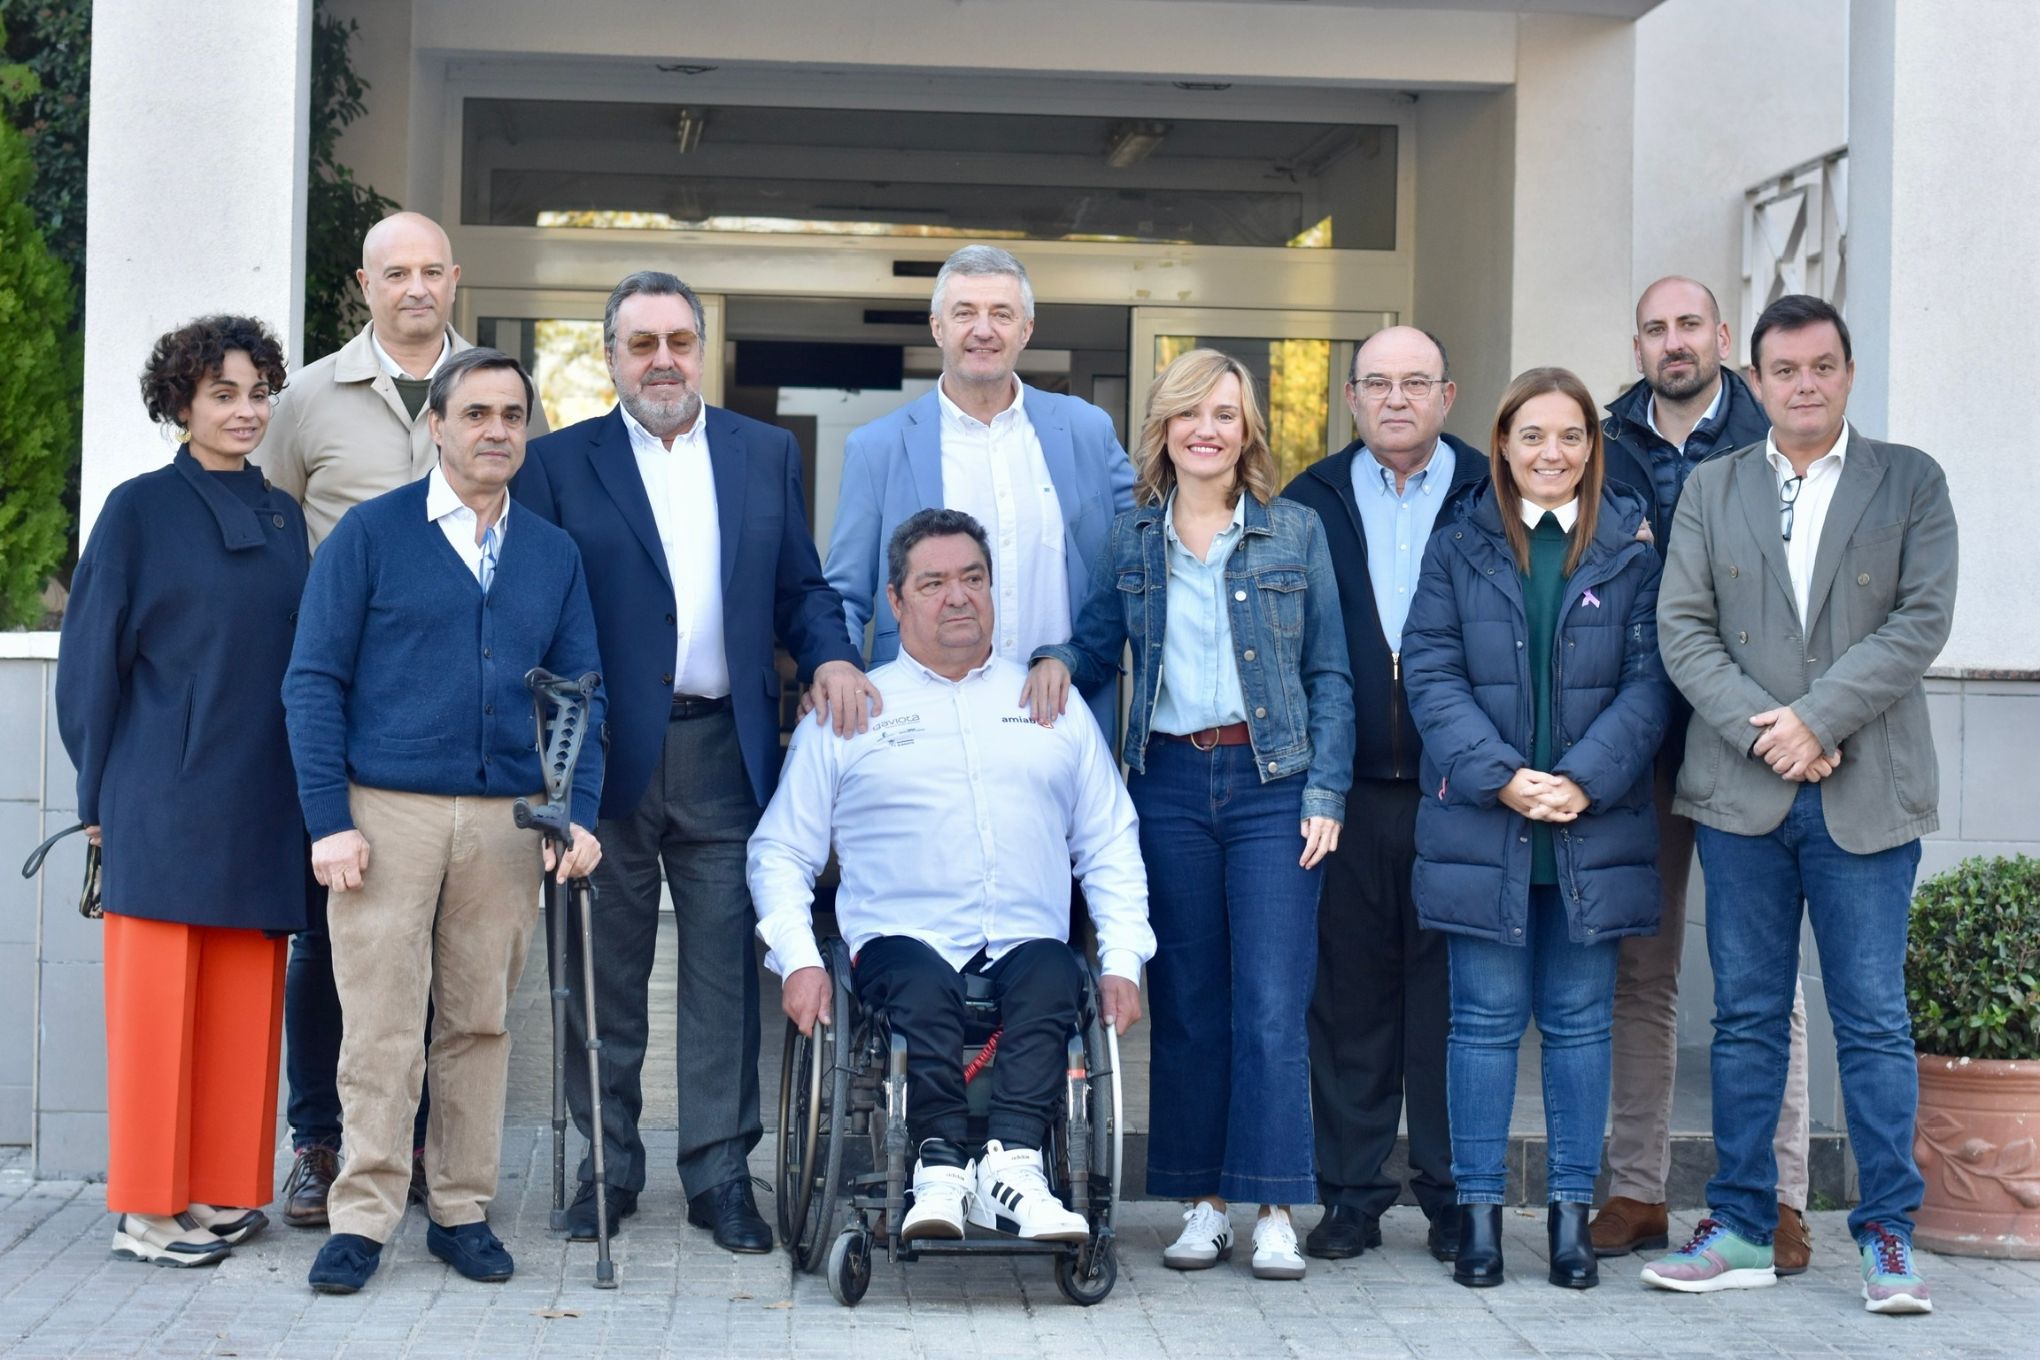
{"left": 747, "top": 650, "right": 1154, "bottom": 982}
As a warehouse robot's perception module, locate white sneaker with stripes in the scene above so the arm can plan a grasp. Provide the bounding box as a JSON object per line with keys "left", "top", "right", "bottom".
{"left": 968, "top": 1141, "right": 1090, "bottom": 1242}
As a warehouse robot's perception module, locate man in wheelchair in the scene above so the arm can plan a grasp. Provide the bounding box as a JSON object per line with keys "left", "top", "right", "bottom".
{"left": 749, "top": 508, "right": 1153, "bottom": 1244}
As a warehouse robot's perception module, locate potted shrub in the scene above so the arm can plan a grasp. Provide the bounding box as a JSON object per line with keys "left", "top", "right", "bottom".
{"left": 1905, "top": 854, "right": 2040, "bottom": 1258}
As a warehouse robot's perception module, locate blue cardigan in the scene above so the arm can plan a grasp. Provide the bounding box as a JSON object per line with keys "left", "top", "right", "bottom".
{"left": 55, "top": 452, "right": 310, "bottom": 931}
{"left": 1401, "top": 481, "right": 1671, "bottom": 946}
{"left": 283, "top": 478, "right": 606, "bottom": 840}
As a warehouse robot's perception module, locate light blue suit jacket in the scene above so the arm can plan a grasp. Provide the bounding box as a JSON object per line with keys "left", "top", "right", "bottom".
{"left": 825, "top": 382, "right": 1136, "bottom": 737}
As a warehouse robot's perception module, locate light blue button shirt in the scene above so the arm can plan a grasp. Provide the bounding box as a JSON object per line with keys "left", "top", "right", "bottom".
{"left": 1150, "top": 493, "right": 1250, "bottom": 736}
{"left": 1350, "top": 441, "right": 1456, "bottom": 652}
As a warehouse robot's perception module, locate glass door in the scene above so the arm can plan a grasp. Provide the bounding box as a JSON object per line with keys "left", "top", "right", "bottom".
{"left": 460, "top": 287, "right": 726, "bottom": 432}
{"left": 1129, "top": 307, "right": 1394, "bottom": 489}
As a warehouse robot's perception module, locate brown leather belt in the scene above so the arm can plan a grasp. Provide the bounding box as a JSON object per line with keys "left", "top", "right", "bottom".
{"left": 1157, "top": 722, "right": 1252, "bottom": 750}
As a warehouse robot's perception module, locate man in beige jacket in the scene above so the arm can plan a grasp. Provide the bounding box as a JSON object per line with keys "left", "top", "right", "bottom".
{"left": 255, "top": 210, "right": 548, "bottom": 1226}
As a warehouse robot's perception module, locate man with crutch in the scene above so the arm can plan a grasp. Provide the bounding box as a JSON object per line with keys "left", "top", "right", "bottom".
{"left": 284, "top": 348, "right": 605, "bottom": 1295}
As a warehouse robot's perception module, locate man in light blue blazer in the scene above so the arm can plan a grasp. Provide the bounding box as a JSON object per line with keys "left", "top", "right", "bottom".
{"left": 826, "top": 244, "right": 1135, "bottom": 738}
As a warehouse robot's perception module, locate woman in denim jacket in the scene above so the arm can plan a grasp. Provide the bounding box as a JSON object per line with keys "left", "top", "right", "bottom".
{"left": 1028, "top": 348, "right": 1354, "bottom": 1281}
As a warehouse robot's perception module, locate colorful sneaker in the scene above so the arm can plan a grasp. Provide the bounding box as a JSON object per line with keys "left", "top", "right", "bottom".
{"left": 1639, "top": 1217, "right": 1777, "bottom": 1292}
{"left": 1860, "top": 1223, "right": 1932, "bottom": 1315}
{"left": 1162, "top": 1201, "right": 1234, "bottom": 1270}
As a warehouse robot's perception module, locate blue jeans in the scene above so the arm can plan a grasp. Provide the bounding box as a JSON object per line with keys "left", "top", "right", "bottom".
{"left": 1446, "top": 885, "right": 1619, "bottom": 1205}
{"left": 1698, "top": 783, "right": 1924, "bottom": 1245}
{"left": 1134, "top": 741, "right": 1321, "bottom": 1205}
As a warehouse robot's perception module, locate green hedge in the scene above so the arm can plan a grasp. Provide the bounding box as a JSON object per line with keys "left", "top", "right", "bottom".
{"left": 1907, "top": 855, "right": 2040, "bottom": 1062}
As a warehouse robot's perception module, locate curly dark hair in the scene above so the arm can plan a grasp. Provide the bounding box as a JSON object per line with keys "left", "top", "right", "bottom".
{"left": 140, "top": 315, "right": 289, "bottom": 426}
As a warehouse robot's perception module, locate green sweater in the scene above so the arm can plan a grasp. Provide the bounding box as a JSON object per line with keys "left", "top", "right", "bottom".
{"left": 1521, "top": 512, "right": 1571, "bottom": 886}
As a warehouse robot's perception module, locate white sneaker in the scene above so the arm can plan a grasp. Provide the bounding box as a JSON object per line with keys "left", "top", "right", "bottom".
{"left": 968, "top": 1141, "right": 1090, "bottom": 1242}
{"left": 1252, "top": 1210, "right": 1306, "bottom": 1280}
{"left": 1163, "top": 1201, "right": 1235, "bottom": 1270}
{"left": 110, "top": 1212, "right": 232, "bottom": 1268}
{"left": 901, "top": 1152, "right": 972, "bottom": 1241}
{"left": 186, "top": 1204, "right": 268, "bottom": 1246}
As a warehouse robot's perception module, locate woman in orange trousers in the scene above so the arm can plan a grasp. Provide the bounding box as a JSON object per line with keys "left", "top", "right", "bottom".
{"left": 56, "top": 316, "right": 310, "bottom": 1265}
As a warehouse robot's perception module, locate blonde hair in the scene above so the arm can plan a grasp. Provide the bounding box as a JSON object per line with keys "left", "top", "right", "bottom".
{"left": 1132, "top": 348, "right": 1277, "bottom": 509}
{"left": 1489, "top": 366, "right": 1605, "bottom": 575}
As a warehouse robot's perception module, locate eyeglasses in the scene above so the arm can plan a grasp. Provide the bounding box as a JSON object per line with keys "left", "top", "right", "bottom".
{"left": 1352, "top": 375, "right": 1441, "bottom": 402}
{"left": 1779, "top": 474, "right": 1804, "bottom": 542}
{"left": 622, "top": 330, "right": 700, "bottom": 359}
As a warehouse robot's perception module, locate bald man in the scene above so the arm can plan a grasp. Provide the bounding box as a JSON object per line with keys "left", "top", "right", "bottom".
{"left": 255, "top": 211, "right": 548, "bottom": 1228}
{"left": 1282, "top": 326, "right": 1487, "bottom": 1263}
{"left": 1592, "top": 277, "right": 1812, "bottom": 1270}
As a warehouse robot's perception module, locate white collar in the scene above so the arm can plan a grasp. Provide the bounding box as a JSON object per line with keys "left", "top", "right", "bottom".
{"left": 1162, "top": 489, "right": 1247, "bottom": 544}
{"left": 897, "top": 644, "right": 998, "bottom": 687}
{"left": 619, "top": 399, "right": 707, "bottom": 453}
{"left": 936, "top": 375, "right": 1026, "bottom": 430}
{"left": 1764, "top": 423, "right": 1850, "bottom": 478}
{"left": 369, "top": 327, "right": 453, "bottom": 382}
{"left": 1644, "top": 376, "right": 1726, "bottom": 444}
{"left": 425, "top": 463, "right": 508, "bottom": 530}
{"left": 1518, "top": 497, "right": 1579, "bottom": 531}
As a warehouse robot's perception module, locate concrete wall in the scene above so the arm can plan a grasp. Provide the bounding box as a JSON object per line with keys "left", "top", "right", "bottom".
{"left": 1413, "top": 89, "right": 1516, "bottom": 444}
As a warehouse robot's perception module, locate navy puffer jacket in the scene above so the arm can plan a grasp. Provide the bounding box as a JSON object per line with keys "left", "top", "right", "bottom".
{"left": 1401, "top": 480, "right": 1672, "bottom": 946}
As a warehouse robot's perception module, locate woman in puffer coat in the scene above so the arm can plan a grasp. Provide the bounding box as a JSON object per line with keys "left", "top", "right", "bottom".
{"left": 1401, "top": 366, "right": 1671, "bottom": 1292}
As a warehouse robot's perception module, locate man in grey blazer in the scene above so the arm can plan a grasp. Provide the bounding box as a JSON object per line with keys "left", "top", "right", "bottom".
{"left": 824, "top": 244, "right": 1135, "bottom": 737}
{"left": 1644, "top": 295, "right": 1956, "bottom": 1316}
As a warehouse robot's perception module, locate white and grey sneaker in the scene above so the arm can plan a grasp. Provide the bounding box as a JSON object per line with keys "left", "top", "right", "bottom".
{"left": 901, "top": 1145, "right": 973, "bottom": 1241}
{"left": 969, "top": 1141, "right": 1090, "bottom": 1242}
{"left": 186, "top": 1204, "right": 268, "bottom": 1246}
{"left": 1251, "top": 1210, "right": 1307, "bottom": 1280}
{"left": 1163, "top": 1201, "right": 1235, "bottom": 1270}
{"left": 110, "top": 1212, "right": 232, "bottom": 1268}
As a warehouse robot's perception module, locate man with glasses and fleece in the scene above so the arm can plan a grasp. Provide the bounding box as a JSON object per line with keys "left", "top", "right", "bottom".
{"left": 1281, "top": 326, "right": 1486, "bottom": 1264}
{"left": 1643, "top": 294, "right": 1956, "bottom": 1315}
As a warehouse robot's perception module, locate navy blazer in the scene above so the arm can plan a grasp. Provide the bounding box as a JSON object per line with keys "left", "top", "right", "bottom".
{"left": 513, "top": 406, "right": 860, "bottom": 816}
{"left": 55, "top": 451, "right": 310, "bottom": 932}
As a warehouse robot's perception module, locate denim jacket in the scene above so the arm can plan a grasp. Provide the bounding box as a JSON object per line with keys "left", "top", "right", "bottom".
{"left": 1034, "top": 494, "right": 1356, "bottom": 823}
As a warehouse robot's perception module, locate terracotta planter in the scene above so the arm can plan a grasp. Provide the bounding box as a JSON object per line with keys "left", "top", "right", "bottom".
{"left": 1913, "top": 1054, "right": 2040, "bottom": 1258}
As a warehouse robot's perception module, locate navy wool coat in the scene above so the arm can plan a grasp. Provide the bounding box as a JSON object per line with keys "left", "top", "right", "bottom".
{"left": 1401, "top": 481, "right": 1671, "bottom": 946}
{"left": 56, "top": 451, "right": 311, "bottom": 932}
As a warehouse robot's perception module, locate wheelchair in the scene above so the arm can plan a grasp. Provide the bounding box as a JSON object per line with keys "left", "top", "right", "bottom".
{"left": 775, "top": 937, "right": 1124, "bottom": 1307}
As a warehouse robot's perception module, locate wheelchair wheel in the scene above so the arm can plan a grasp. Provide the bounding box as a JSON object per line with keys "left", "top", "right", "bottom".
{"left": 774, "top": 1016, "right": 824, "bottom": 1254}
{"left": 779, "top": 972, "right": 857, "bottom": 1273}
{"left": 1054, "top": 1240, "right": 1118, "bottom": 1306}
{"left": 827, "top": 1227, "right": 872, "bottom": 1307}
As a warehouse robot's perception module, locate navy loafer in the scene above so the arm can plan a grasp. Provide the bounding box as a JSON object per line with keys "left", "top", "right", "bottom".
{"left": 427, "top": 1219, "right": 515, "bottom": 1283}
{"left": 307, "top": 1232, "right": 383, "bottom": 1294}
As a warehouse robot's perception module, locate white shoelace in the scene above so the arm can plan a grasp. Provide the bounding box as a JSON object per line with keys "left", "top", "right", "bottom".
{"left": 1177, "top": 1201, "right": 1230, "bottom": 1245}
{"left": 1254, "top": 1212, "right": 1301, "bottom": 1258}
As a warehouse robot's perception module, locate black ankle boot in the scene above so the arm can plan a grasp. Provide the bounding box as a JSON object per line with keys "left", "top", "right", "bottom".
{"left": 1547, "top": 1201, "right": 1598, "bottom": 1288}
{"left": 1454, "top": 1205, "right": 1504, "bottom": 1287}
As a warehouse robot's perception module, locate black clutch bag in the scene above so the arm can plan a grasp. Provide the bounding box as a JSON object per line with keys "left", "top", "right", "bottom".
{"left": 20, "top": 822, "right": 102, "bottom": 920}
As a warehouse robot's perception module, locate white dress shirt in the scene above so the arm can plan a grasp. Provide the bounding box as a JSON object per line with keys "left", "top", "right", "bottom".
{"left": 937, "top": 379, "right": 1070, "bottom": 663}
{"left": 747, "top": 651, "right": 1155, "bottom": 982}
{"left": 425, "top": 463, "right": 507, "bottom": 583}
{"left": 1517, "top": 497, "right": 1579, "bottom": 531}
{"left": 621, "top": 403, "right": 728, "bottom": 697}
{"left": 1765, "top": 424, "right": 1849, "bottom": 626}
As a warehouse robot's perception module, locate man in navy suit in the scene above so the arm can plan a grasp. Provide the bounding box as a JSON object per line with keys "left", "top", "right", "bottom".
{"left": 513, "top": 271, "right": 869, "bottom": 1254}
{"left": 824, "top": 244, "right": 1135, "bottom": 737}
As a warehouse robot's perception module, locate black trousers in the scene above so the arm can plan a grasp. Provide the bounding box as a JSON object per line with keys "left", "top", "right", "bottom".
{"left": 1306, "top": 778, "right": 1455, "bottom": 1221}
{"left": 852, "top": 936, "right": 1084, "bottom": 1152}
{"left": 556, "top": 709, "right": 763, "bottom": 1199}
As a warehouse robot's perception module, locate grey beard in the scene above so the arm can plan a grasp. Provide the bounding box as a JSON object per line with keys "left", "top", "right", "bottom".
{"left": 621, "top": 388, "right": 702, "bottom": 438}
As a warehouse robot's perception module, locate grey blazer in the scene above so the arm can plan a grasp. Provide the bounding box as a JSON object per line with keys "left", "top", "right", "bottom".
{"left": 1656, "top": 429, "right": 1957, "bottom": 853}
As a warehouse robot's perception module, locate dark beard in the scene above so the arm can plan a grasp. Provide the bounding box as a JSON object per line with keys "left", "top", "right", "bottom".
{"left": 1651, "top": 357, "right": 1716, "bottom": 402}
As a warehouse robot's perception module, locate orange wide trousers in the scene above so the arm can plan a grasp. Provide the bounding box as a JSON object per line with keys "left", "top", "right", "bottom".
{"left": 103, "top": 913, "right": 287, "bottom": 1215}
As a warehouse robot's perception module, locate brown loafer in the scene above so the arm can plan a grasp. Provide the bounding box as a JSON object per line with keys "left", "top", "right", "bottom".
{"left": 1588, "top": 1195, "right": 1669, "bottom": 1257}
{"left": 1773, "top": 1202, "right": 1812, "bottom": 1276}
{"left": 282, "top": 1144, "right": 340, "bottom": 1228}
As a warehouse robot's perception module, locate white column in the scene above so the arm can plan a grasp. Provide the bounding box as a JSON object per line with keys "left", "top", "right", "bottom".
{"left": 79, "top": 1, "right": 313, "bottom": 538}
{"left": 1504, "top": 15, "right": 1636, "bottom": 401}
{"left": 1849, "top": 0, "right": 2040, "bottom": 672}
